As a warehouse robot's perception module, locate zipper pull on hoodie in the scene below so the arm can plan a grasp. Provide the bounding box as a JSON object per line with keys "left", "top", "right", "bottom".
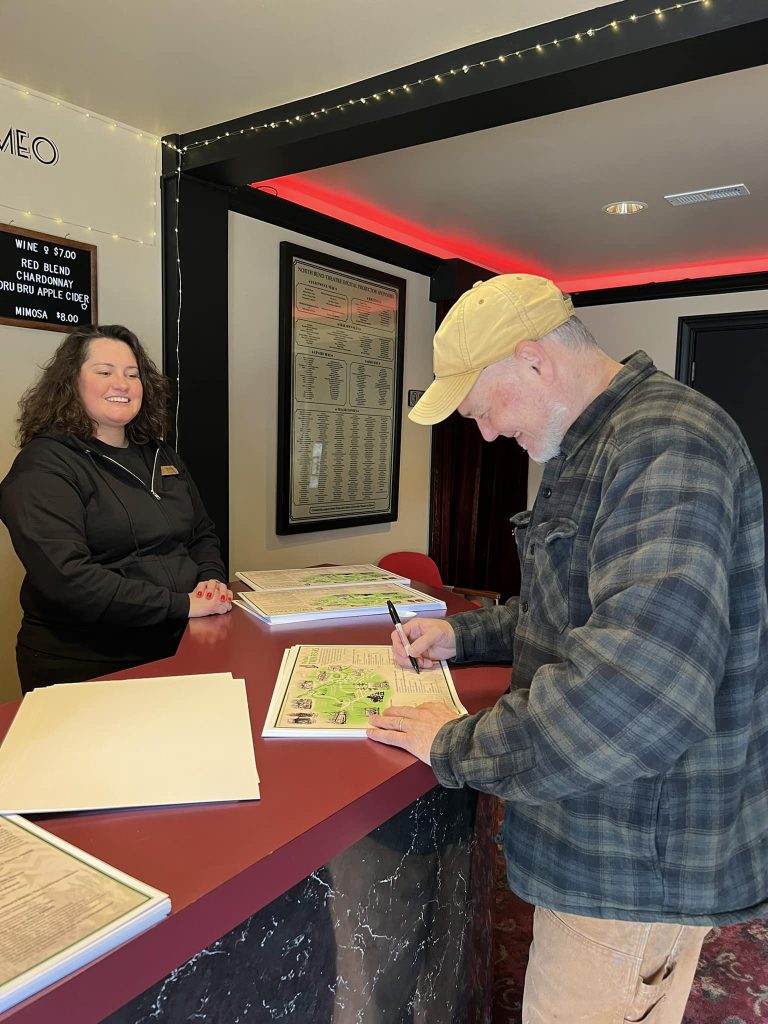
{"left": 149, "top": 449, "right": 161, "bottom": 500}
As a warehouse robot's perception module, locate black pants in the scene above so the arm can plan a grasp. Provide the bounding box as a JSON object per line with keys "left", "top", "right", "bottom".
{"left": 16, "top": 645, "right": 149, "bottom": 694}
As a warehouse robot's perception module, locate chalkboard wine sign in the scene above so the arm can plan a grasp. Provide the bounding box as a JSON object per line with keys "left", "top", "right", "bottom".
{"left": 0, "top": 223, "right": 97, "bottom": 333}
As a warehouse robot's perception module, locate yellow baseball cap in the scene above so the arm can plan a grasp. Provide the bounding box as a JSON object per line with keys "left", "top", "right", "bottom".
{"left": 409, "top": 274, "right": 574, "bottom": 425}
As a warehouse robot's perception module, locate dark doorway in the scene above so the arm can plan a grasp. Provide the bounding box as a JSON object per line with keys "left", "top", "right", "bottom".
{"left": 677, "top": 310, "right": 768, "bottom": 586}
{"left": 428, "top": 262, "right": 528, "bottom": 603}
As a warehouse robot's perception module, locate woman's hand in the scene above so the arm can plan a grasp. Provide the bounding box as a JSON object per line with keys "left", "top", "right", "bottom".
{"left": 391, "top": 617, "right": 457, "bottom": 669}
{"left": 188, "top": 579, "right": 233, "bottom": 617}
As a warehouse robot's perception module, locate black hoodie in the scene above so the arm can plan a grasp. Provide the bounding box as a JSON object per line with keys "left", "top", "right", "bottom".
{"left": 0, "top": 433, "right": 226, "bottom": 665}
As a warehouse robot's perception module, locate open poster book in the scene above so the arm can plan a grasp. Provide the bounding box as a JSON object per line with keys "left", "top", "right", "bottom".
{"left": 235, "top": 564, "right": 409, "bottom": 591}
{"left": 235, "top": 582, "right": 446, "bottom": 625}
{"left": 0, "top": 814, "right": 170, "bottom": 1013}
{"left": 262, "top": 644, "right": 467, "bottom": 737}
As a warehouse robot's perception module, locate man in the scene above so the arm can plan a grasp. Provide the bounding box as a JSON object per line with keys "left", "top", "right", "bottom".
{"left": 368, "top": 274, "right": 768, "bottom": 1023}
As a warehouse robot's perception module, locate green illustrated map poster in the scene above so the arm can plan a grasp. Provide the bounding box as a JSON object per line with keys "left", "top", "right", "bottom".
{"left": 235, "top": 564, "right": 407, "bottom": 592}
{"left": 284, "top": 663, "right": 391, "bottom": 728}
{"left": 236, "top": 582, "right": 446, "bottom": 624}
{"left": 263, "top": 645, "right": 466, "bottom": 737}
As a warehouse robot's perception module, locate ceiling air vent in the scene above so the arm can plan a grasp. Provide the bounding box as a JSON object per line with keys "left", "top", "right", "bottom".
{"left": 664, "top": 184, "right": 750, "bottom": 206}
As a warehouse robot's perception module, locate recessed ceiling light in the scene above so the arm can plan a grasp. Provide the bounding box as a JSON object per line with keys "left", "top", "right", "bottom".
{"left": 602, "top": 201, "right": 648, "bottom": 215}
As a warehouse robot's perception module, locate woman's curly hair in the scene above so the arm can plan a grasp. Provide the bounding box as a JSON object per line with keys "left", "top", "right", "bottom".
{"left": 16, "top": 325, "right": 169, "bottom": 447}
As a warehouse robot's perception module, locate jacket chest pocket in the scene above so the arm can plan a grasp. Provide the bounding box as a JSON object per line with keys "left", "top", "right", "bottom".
{"left": 526, "top": 517, "right": 578, "bottom": 633}
{"left": 510, "top": 510, "right": 532, "bottom": 562}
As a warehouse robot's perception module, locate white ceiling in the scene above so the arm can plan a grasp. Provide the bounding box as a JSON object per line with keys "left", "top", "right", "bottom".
{"left": 276, "top": 64, "right": 768, "bottom": 289}
{"left": 2, "top": 0, "right": 765, "bottom": 286}
{"left": 0, "top": 0, "right": 616, "bottom": 135}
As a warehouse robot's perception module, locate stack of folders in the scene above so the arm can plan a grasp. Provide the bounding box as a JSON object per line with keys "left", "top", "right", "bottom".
{"left": 234, "top": 565, "right": 446, "bottom": 626}
{"left": 0, "top": 673, "right": 261, "bottom": 1010}
{"left": 0, "top": 814, "right": 170, "bottom": 1013}
{"left": 0, "top": 673, "right": 261, "bottom": 814}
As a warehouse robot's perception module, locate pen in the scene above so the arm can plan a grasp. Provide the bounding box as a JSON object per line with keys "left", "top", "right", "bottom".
{"left": 386, "top": 600, "right": 420, "bottom": 674}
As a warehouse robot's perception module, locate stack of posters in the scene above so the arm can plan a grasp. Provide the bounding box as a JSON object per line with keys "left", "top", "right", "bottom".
{"left": 235, "top": 581, "right": 446, "bottom": 625}
{"left": 263, "top": 644, "right": 466, "bottom": 737}
{"left": 236, "top": 564, "right": 409, "bottom": 591}
{"left": 0, "top": 814, "right": 170, "bottom": 1013}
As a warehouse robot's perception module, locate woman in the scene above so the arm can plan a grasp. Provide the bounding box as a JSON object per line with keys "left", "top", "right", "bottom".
{"left": 0, "top": 324, "right": 233, "bottom": 693}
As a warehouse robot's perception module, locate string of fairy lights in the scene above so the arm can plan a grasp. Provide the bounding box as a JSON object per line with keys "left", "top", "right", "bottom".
{"left": 171, "top": 152, "right": 184, "bottom": 447}
{"left": 3, "top": 0, "right": 714, "bottom": 243}
{"left": 4, "top": 0, "right": 715, "bottom": 448}
{"left": 157, "top": 0, "right": 712, "bottom": 450}
{"left": 1, "top": 77, "right": 160, "bottom": 245}
{"left": 0, "top": 202, "right": 157, "bottom": 247}
{"left": 161, "top": 0, "right": 713, "bottom": 159}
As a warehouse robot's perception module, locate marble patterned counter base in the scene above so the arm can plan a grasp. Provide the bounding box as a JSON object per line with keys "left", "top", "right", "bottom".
{"left": 103, "top": 787, "right": 497, "bottom": 1024}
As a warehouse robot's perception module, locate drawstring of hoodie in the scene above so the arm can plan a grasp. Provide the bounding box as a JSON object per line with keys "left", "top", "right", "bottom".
{"left": 84, "top": 447, "right": 158, "bottom": 557}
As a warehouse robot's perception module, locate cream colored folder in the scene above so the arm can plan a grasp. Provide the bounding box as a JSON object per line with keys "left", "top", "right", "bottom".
{"left": 0, "top": 673, "right": 260, "bottom": 812}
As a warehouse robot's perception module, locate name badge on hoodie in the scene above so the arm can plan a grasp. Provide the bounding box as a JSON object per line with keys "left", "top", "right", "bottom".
{"left": 160, "top": 465, "right": 179, "bottom": 476}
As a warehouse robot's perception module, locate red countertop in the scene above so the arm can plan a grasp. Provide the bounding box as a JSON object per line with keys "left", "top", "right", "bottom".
{"left": 0, "top": 585, "right": 512, "bottom": 1024}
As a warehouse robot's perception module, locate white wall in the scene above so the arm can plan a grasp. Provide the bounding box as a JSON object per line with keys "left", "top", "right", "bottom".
{"left": 229, "top": 213, "right": 435, "bottom": 572}
{"left": 0, "top": 80, "right": 162, "bottom": 700}
{"left": 526, "top": 289, "right": 768, "bottom": 505}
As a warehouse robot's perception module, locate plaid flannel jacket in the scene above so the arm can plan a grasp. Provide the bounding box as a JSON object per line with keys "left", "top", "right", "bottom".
{"left": 431, "top": 352, "right": 768, "bottom": 924}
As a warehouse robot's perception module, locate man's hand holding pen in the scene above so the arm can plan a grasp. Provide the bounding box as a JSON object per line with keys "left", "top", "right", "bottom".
{"left": 367, "top": 614, "right": 462, "bottom": 764}
{"left": 389, "top": 615, "right": 457, "bottom": 669}
{"left": 386, "top": 600, "right": 420, "bottom": 673}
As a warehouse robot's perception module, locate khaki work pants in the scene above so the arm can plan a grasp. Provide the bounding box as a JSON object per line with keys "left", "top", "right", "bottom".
{"left": 522, "top": 907, "right": 710, "bottom": 1024}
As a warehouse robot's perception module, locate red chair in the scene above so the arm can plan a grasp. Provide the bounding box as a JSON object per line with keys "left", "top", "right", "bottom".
{"left": 378, "top": 551, "right": 443, "bottom": 588}
{"left": 377, "top": 552, "right": 500, "bottom": 606}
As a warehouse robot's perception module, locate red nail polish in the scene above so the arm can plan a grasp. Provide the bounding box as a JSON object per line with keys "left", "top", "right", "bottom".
{"left": 220, "top": 594, "right": 226, "bottom": 602}
{"left": 206, "top": 592, "right": 212, "bottom": 599}
{"left": 196, "top": 590, "right": 202, "bottom": 597}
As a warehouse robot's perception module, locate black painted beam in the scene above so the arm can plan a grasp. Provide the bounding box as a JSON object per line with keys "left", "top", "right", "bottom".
{"left": 162, "top": 174, "right": 230, "bottom": 563}
{"left": 170, "top": 0, "right": 768, "bottom": 188}
{"left": 229, "top": 187, "right": 441, "bottom": 276}
{"left": 571, "top": 271, "right": 768, "bottom": 306}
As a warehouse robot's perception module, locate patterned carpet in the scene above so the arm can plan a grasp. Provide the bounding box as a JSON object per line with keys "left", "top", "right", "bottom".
{"left": 491, "top": 839, "right": 768, "bottom": 1023}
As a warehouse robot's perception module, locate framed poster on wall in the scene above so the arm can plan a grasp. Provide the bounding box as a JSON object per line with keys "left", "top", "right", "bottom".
{"left": 277, "top": 243, "right": 406, "bottom": 534}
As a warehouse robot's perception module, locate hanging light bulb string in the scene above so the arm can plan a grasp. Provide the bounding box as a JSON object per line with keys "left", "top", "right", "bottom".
{"left": 163, "top": 0, "right": 712, "bottom": 159}
{"left": 173, "top": 151, "right": 183, "bottom": 452}
{"left": 2, "top": 78, "right": 161, "bottom": 245}
{"left": 0, "top": 202, "right": 155, "bottom": 246}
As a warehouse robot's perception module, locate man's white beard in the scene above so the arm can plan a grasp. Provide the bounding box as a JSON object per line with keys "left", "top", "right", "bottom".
{"left": 521, "top": 402, "right": 569, "bottom": 464}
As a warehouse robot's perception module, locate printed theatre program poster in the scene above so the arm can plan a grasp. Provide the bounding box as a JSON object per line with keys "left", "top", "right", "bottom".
{"left": 277, "top": 244, "right": 406, "bottom": 534}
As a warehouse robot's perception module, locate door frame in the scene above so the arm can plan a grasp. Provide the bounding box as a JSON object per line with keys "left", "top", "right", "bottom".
{"left": 676, "top": 310, "right": 768, "bottom": 386}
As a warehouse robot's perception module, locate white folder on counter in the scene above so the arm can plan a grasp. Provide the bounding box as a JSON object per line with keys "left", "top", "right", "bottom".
{"left": 0, "top": 672, "right": 260, "bottom": 813}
